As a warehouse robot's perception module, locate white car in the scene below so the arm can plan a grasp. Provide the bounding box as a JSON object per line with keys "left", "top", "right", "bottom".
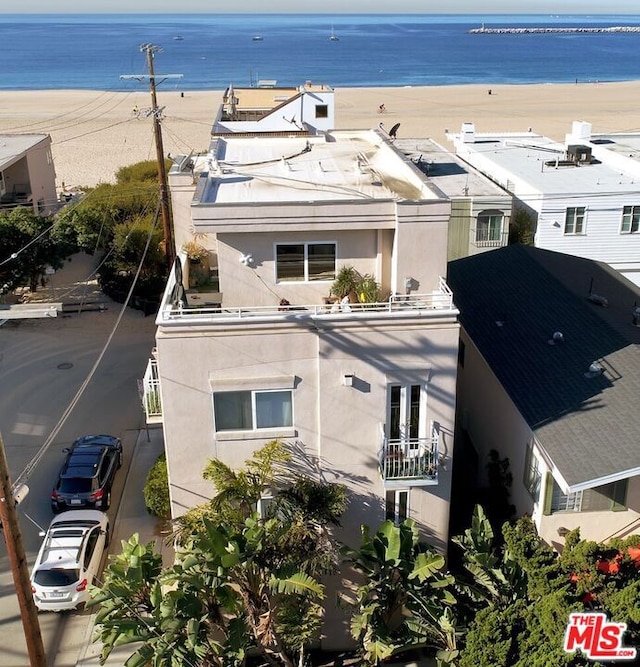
{"left": 30, "top": 509, "right": 109, "bottom": 612}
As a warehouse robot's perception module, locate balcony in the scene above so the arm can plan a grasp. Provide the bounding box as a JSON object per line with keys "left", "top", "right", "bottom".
{"left": 472, "top": 227, "right": 509, "bottom": 248}
{"left": 159, "top": 276, "right": 456, "bottom": 326}
{"left": 141, "top": 357, "right": 162, "bottom": 424}
{"left": 379, "top": 423, "right": 439, "bottom": 486}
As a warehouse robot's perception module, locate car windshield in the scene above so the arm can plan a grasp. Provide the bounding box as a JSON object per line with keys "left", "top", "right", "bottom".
{"left": 34, "top": 568, "right": 80, "bottom": 587}
{"left": 58, "top": 478, "right": 93, "bottom": 493}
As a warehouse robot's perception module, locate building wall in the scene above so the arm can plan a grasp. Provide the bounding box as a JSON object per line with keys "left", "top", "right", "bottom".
{"left": 457, "top": 328, "right": 640, "bottom": 545}
{"left": 215, "top": 229, "right": 382, "bottom": 308}
{"left": 536, "top": 193, "right": 640, "bottom": 283}
{"left": 25, "top": 136, "right": 57, "bottom": 215}
{"left": 539, "top": 474, "right": 640, "bottom": 546}
{"left": 157, "top": 315, "right": 459, "bottom": 554}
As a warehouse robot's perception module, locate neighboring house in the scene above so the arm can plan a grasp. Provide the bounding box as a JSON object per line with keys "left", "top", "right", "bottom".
{"left": 448, "top": 245, "right": 640, "bottom": 548}
{"left": 448, "top": 121, "right": 640, "bottom": 287}
{"left": 0, "top": 134, "right": 57, "bottom": 216}
{"left": 394, "top": 138, "right": 512, "bottom": 261}
{"left": 212, "top": 81, "right": 334, "bottom": 136}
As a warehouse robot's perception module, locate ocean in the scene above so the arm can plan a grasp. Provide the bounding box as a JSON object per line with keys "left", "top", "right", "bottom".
{"left": 2, "top": 13, "right": 640, "bottom": 91}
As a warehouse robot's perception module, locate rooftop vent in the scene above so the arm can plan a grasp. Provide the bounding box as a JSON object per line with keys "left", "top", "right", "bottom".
{"left": 584, "top": 361, "right": 604, "bottom": 378}
{"left": 461, "top": 122, "right": 476, "bottom": 144}
{"left": 566, "top": 144, "right": 593, "bottom": 164}
{"left": 548, "top": 331, "right": 565, "bottom": 345}
{"left": 587, "top": 293, "right": 608, "bottom": 307}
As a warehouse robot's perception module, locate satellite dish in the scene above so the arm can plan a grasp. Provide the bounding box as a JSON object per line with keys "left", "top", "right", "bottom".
{"left": 389, "top": 123, "right": 401, "bottom": 139}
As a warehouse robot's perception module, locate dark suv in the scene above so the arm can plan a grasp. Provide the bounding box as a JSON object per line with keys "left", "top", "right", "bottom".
{"left": 51, "top": 435, "right": 123, "bottom": 513}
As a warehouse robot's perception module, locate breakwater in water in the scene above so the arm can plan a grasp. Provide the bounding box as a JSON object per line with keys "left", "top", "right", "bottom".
{"left": 470, "top": 25, "right": 640, "bottom": 34}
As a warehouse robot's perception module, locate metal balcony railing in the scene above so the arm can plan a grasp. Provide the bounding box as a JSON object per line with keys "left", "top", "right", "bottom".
{"left": 379, "top": 423, "right": 439, "bottom": 485}
{"left": 142, "top": 358, "right": 163, "bottom": 424}
{"left": 159, "top": 278, "right": 456, "bottom": 324}
{"left": 472, "top": 227, "right": 509, "bottom": 248}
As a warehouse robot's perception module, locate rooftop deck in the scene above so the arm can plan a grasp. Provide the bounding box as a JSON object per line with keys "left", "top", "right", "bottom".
{"left": 157, "top": 278, "right": 457, "bottom": 327}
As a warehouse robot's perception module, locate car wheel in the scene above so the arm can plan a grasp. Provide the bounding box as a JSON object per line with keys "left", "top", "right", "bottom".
{"left": 104, "top": 524, "right": 111, "bottom": 548}
{"left": 104, "top": 491, "right": 111, "bottom": 511}
{"left": 117, "top": 450, "right": 123, "bottom": 469}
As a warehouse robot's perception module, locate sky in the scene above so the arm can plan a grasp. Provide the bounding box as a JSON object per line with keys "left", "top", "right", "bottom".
{"left": 2, "top": 1, "right": 639, "bottom": 13}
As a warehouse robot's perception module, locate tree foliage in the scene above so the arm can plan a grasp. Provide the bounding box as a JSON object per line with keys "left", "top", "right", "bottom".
{"left": 91, "top": 441, "right": 347, "bottom": 667}
{"left": 343, "top": 519, "right": 459, "bottom": 666}
{"left": 0, "top": 207, "right": 68, "bottom": 292}
{"left": 457, "top": 507, "right": 640, "bottom": 667}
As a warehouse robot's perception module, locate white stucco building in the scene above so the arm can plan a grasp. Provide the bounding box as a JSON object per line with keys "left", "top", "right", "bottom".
{"left": 448, "top": 121, "right": 640, "bottom": 286}
{"left": 212, "top": 81, "right": 335, "bottom": 136}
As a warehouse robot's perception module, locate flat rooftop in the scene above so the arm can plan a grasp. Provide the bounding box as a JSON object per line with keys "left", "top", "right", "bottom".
{"left": 0, "top": 133, "right": 49, "bottom": 169}
{"left": 223, "top": 82, "right": 333, "bottom": 110}
{"left": 198, "top": 131, "right": 437, "bottom": 204}
{"left": 453, "top": 131, "right": 638, "bottom": 195}
{"left": 394, "top": 137, "right": 509, "bottom": 198}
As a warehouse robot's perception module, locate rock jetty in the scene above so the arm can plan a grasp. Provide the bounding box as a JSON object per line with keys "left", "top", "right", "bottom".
{"left": 470, "top": 26, "right": 640, "bottom": 34}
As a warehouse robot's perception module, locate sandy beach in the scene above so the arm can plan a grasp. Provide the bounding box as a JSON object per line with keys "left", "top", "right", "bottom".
{"left": 1, "top": 81, "right": 639, "bottom": 190}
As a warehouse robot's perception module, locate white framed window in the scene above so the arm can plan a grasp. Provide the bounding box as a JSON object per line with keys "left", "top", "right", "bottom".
{"left": 564, "top": 207, "right": 586, "bottom": 235}
{"left": 523, "top": 441, "right": 542, "bottom": 502}
{"left": 275, "top": 242, "right": 336, "bottom": 282}
{"left": 550, "top": 479, "right": 628, "bottom": 513}
{"left": 213, "top": 389, "right": 293, "bottom": 432}
{"left": 621, "top": 205, "right": 640, "bottom": 234}
{"left": 385, "top": 489, "right": 409, "bottom": 525}
{"left": 476, "top": 211, "right": 504, "bottom": 245}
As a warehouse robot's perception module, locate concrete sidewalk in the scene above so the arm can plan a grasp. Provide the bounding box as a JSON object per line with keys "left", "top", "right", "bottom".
{"left": 58, "top": 426, "right": 173, "bottom": 667}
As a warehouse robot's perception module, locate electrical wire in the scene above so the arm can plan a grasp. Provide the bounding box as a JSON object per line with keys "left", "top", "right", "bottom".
{"left": 13, "top": 202, "right": 160, "bottom": 490}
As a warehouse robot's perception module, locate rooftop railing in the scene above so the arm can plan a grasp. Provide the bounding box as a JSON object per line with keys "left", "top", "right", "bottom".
{"left": 158, "top": 278, "right": 455, "bottom": 324}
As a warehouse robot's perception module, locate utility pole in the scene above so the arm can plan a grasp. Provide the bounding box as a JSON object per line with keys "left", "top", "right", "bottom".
{"left": 121, "top": 44, "right": 183, "bottom": 269}
{"left": 0, "top": 432, "right": 46, "bottom": 667}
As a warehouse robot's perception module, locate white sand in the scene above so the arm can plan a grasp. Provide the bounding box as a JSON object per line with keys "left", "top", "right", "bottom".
{"left": 1, "top": 82, "right": 639, "bottom": 190}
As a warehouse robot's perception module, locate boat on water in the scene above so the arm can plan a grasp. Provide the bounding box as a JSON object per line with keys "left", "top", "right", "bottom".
{"left": 252, "top": 35, "right": 264, "bottom": 41}
{"left": 173, "top": 35, "right": 184, "bottom": 41}
{"left": 330, "top": 25, "right": 339, "bottom": 41}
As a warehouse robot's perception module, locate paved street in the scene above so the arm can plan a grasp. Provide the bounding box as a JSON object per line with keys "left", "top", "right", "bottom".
{"left": 0, "top": 253, "right": 158, "bottom": 666}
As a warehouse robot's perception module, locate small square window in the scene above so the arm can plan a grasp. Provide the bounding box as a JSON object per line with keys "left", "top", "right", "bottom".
{"left": 315, "top": 104, "right": 328, "bottom": 119}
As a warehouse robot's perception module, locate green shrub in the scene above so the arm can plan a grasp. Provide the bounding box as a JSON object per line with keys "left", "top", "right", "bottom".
{"left": 143, "top": 453, "right": 171, "bottom": 519}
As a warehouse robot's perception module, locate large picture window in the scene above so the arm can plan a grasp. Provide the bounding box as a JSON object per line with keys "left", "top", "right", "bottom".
{"left": 214, "top": 389, "right": 293, "bottom": 431}
{"left": 565, "top": 207, "right": 586, "bottom": 235}
{"left": 276, "top": 242, "right": 336, "bottom": 282}
{"left": 621, "top": 205, "right": 640, "bottom": 234}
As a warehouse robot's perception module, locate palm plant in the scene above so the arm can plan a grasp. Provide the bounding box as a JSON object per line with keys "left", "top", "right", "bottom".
{"left": 342, "top": 519, "right": 459, "bottom": 666}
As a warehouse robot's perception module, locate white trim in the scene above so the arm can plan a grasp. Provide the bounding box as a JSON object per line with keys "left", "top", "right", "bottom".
{"left": 209, "top": 374, "right": 295, "bottom": 391}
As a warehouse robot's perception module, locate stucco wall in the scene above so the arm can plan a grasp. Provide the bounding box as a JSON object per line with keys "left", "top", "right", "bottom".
{"left": 157, "top": 315, "right": 459, "bottom": 554}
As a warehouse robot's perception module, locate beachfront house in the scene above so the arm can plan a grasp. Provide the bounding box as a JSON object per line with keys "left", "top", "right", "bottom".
{"left": 394, "top": 137, "right": 512, "bottom": 261}
{"left": 447, "top": 121, "right": 640, "bottom": 287}
{"left": 448, "top": 244, "right": 640, "bottom": 548}
{"left": 143, "top": 128, "right": 460, "bottom": 647}
{"left": 0, "top": 133, "right": 57, "bottom": 216}
{"left": 212, "top": 81, "right": 334, "bottom": 136}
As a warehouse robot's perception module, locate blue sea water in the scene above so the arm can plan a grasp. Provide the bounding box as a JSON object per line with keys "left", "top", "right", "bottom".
{"left": 2, "top": 13, "right": 640, "bottom": 91}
